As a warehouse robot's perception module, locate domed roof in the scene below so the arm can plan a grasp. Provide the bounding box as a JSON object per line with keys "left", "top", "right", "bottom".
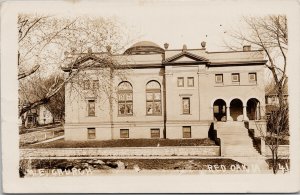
{"left": 124, "top": 41, "right": 164, "bottom": 55}
{"left": 131, "top": 41, "right": 161, "bottom": 48}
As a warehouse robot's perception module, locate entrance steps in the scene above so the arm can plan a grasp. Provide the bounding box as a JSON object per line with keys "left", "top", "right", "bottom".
{"left": 215, "top": 122, "right": 269, "bottom": 171}
{"left": 215, "top": 122, "right": 260, "bottom": 157}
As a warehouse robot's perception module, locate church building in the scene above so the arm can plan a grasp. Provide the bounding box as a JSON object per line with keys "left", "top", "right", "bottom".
{"left": 62, "top": 41, "right": 266, "bottom": 140}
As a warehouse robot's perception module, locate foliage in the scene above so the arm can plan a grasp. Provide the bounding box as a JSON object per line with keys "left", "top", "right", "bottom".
{"left": 18, "top": 14, "right": 131, "bottom": 117}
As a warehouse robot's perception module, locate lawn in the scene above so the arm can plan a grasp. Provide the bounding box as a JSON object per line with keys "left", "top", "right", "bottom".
{"left": 19, "top": 123, "right": 62, "bottom": 135}
{"left": 22, "top": 138, "right": 217, "bottom": 148}
{"left": 20, "top": 158, "right": 243, "bottom": 174}
{"left": 266, "top": 158, "right": 290, "bottom": 170}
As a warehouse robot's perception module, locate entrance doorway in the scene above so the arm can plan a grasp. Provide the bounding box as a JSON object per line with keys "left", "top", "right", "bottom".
{"left": 230, "top": 98, "right": 243, "bottom": 121}
{"left": 213, "top": 99, "right": 226, "bottom": 121}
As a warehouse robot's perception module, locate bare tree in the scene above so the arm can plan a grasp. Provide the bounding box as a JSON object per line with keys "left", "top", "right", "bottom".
{"left": 227, "top": 15, "right": 287, "bottom": 106}
{"left": 225, "top": 15, "right": 289, "bottom": 174}
{"left": 18, "top": 14, "right": 131, "bottom": 118}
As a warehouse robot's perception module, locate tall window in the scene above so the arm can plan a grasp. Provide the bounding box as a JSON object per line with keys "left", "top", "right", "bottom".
{"left": 118, "top": 81, "right": 133, "bottom": 116}
{"left": 187, "top": 77, "right": 194, "bottom": 87}
{"left": 146, "top": 81, "right": 161, "bottom": 115}
{"left": 177, "top": 77, "right": 184, "bottom": 87}
{"left": 182, "top": 97, "right": 190, "bottom": 114}
{"left": 87, "top": 100, "right": 95, "bottom": 116}
{"left": 83, "top": 80, "right": 90, "bottom": 90}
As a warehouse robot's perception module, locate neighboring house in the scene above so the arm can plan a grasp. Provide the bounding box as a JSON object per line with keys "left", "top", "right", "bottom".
{"left": 20, "top": 104, "right": 54, "bottom": 128}
{"left": 62, "top": 41, "right": 267, "bottom": 140}
{"left": 265, "top": 86, "right": 288, "bottom": 114}
{"left": 265, "top": 93, "right": 288, "bottom": 106}
{"left": 37, "top": 105, "right": 54, "bottom": 125}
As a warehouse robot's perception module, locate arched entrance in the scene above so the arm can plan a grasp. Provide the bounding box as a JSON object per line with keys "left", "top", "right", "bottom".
{"left": 247, "top": 98, "right": 260, "bottom": 120}
{"left": 230, "top": 98, "right": 243, "bottom": 121}
{"left": 213, "top": 99, "right": 227, "bottom": 121}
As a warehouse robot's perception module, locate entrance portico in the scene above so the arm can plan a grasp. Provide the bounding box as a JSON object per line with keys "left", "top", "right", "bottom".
{"left": 212, "top": 97, "right": 262, "bottom": 122}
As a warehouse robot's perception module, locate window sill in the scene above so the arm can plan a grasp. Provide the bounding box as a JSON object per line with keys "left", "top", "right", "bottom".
{"left": 181, "top": 113, "right": 192, "bottom": 115}
{"left": 146, "top": 114, "right": 162, "bottom": 116}
{"left": 249, "top": 81, "right": 257, "bottom": 85}
{"left": 215, "top": 82, "right": 224, "bottom": 85}
{"left": 118, "top": 114, "right": 133, "bottom": 117}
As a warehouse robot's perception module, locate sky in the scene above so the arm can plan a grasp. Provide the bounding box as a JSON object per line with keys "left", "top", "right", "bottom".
{"left": 86, "top": 1, "right": 245, "bottom": 51}
{"left": 60, "top": 0, "right": 290, "bottom": 52}
{"left": 17, "top": 0, "right": 293, "bottom": 52}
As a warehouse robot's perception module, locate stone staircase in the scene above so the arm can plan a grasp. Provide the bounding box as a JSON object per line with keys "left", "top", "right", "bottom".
{"left": 215, "top": 121, "right": 270, "bottom": 171}
{"left": 215, "top": 121, "right": 260, "bottom": 157}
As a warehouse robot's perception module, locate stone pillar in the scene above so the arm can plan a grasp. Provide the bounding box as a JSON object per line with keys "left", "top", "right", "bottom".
{"left": 226, "top": 106, "right": 232, "bottom": 121}
{"left": 243, "top": 106, "right": 249, "bottom": 121}
{"left": 211, "top": 107, "right": 215, "bottom": 121}
{"left": 261, "top": 138, "right": 266, "bottom": 155}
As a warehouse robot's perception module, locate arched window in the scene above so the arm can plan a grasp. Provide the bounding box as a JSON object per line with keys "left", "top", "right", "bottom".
{"left": 118, "top": 81, "right": 133, "bottom": 116}
{"left": 146, "top": 80, "right": 161, "bottom": 115}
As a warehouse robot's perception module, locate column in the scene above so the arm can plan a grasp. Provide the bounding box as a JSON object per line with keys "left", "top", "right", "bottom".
{"left": 211, "top": 107, "right": 215, "bottom": 121}
{"left": 226, "top": 106, "right": 232, "bottom": 121}
{"left": 243, "top": 106, "right": 249, "bottom": 121}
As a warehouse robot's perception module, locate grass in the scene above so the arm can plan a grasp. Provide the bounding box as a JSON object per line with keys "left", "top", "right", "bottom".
{"left": 19, "top": 123, "right": 62, "bottom": 135}
{"left": 265, "top": 136, "right": 289, "bottom": 145}
{"left": 22, "top": 138, "right": 217, "bottom": 148}
{"left": 266, "top": 158, "right": 290, "bottom": 171}
{"left": 20, "top": 158, "right": 243, "bottom": 171}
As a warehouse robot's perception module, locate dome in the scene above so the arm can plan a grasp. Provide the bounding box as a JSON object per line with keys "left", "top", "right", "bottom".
{"left": 124, "top": 41, "right": 164, "bottom": 55}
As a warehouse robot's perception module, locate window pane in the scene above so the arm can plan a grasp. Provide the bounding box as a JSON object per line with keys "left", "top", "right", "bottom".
{"left": 88, "top": 128, "right": 96, "bottom": 139}
{"left": 120, "top": 129, "right": 129, "bottom": 138}
{"left": 153, "top": 102, "right": 161, "bottom": 114}
{"left": 183, "top": 126, "right": 191, "bottom": 138}
{"left": 119, "top": 103, "right": 125, "bottom": 114}
{"left": 151, "top": 129, "right": 160, "bottom": 138}
{"left": 146, "top": 81, "right": 160, "bottom": 89}
{"left": 84, "top": 80, "right": 90, "bottom": 90}
{"left": 249, "top": 73, "right": 256, "bottom": 82}
{"left": 182, "top": 98, "right": 190, "bottom": 114}
{"left": 146, "top": 92, "right": 153, "bottom": 101}
{"left": 222, "top": 105, "right": 226, "bottom": 113}
{"left": 188, "top": 77, "right": 194, "bottom": 87}
{"left": 154, "top": 93, "right": 161, "bottom": 100}
{"left": 93, "top": 80, "right": 99, "bottom": 89}
{"left": 177, "top": 77, "right": 184, "bottom": 87}
{"left": 213, "top": 105, "right": 219, "bottom": 113}
{"left": 125, "top": 103, "right": 133, "bottom": 114}
{"left": 118, "top": 82, "right": 132, "bottom": 90}
{"left": 119, "top": 93, "right": 126, "bottom": 101}
{"left": 88, "top": 100, "right": 95, "bottom": 116}
{"left": 146, "top": 102, "right": 153, "bottom": 114}
{"left": 232, "top": 73, "right": 240, "bottom": 82}
{"left": 215, "top": 74, "right": 223, "bottom": 83}
{"left": 126, "top": 93, "right": 133, "bottom": 101}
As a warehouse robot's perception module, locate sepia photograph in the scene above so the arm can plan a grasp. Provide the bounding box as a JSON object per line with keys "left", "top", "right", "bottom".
{"left": 1, "top": 0, "right": 300, "bottom": 193}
